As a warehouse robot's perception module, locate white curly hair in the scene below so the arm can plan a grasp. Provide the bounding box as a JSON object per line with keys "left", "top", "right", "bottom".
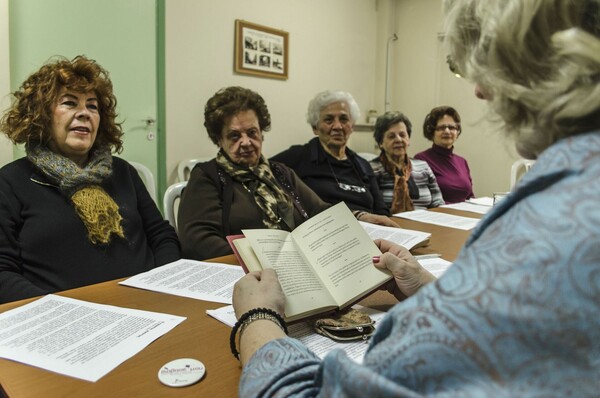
{"left": 306, "top": 90, "right": 361, "bottom": 128}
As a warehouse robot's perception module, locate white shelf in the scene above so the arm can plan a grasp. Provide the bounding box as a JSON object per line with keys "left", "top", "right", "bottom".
{"left": 354, "top": 124, "right": 375, "bottom": 132}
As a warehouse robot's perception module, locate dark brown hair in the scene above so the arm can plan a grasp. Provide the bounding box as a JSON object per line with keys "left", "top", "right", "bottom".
{"left": 422, "top": 106, "right": 462, "bottom": 141}
{"left": 373, "top": 111, "right": 413, "bottom": 146}
{"left": 204, "top": 86, "right": 271, "bottom": 145}
{"left": 0, "top": 55, "right": 123, "bottom": 152}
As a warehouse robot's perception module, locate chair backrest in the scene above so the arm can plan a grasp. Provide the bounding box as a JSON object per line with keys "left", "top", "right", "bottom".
{"left": 129, "top": 161, "right": 156, "bottom": 202}
{"left": 510, "top": 159, "right": 535, "bottom": 190}
{"left": 163, "top": 181, "right": 188, "bottom": 230}
{"left": 357, "top": 152, "right": 378, "bottom": 161}
{"left": 177, "top": 158, "right": 210, "bottom": 182}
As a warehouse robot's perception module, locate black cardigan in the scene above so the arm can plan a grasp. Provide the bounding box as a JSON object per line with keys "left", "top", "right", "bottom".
{"left": 270, "top": 137, "right": 390, "bottom": 216}
{"left": 0, "top": 156, "right": 180, "bottom": 303}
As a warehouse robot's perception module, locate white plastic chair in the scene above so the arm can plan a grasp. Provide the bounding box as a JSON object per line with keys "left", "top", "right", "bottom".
{"left": 129, "top": 161, "right": 157, "bottom": 202}
{"left": 163, "top": 181, "right": 187, "bottom": 230}
{"left": 510, "top": 159, "right": 535, "bottom": 190}
{"left": 177, "top": 158, "right": 210, "bottom": 182}
{"left": 357, "top": 152, "right": 378, "bottom": 161}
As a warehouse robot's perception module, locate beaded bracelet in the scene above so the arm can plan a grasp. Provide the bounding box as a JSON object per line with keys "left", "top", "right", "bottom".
{"left": 230, "top": 307, "right": 288, "bottom": 360}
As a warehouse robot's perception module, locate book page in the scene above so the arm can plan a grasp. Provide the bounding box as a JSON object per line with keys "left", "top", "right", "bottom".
{"left": 242, "top": 229, "right": 337, "bottom": 320}
{"left": 290, "top": 202, "right": 389, "bottom": 308}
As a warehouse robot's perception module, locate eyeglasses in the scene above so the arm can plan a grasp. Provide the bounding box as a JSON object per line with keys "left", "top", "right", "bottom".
{"left": 446, "top": 55, "right": 462, "bottom": 78}
{"left": 434, "top": 124, "right": 460, "bottom": 132}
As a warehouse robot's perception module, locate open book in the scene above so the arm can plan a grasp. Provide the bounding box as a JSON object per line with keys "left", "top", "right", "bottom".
{"left": 228, "top": 202, "right": 391, "bottom": 322}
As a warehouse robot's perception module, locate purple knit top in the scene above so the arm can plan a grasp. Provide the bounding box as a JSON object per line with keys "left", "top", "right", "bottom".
{"left": 414, "top": 144, "right": 474, "bottom": 203}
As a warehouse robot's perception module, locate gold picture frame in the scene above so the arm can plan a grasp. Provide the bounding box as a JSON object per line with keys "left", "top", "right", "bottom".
{"left": 234, "top": 20, "right": 288, "bottom": 80}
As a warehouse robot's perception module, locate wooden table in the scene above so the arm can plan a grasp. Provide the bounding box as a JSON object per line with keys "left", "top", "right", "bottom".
{"left": 0, "top": 208, "right": 480, "bottom": 398}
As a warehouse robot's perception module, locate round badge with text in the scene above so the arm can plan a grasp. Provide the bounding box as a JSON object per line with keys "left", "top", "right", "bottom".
{"left": 158, "top": 358, "right": 206, "bottom": 387}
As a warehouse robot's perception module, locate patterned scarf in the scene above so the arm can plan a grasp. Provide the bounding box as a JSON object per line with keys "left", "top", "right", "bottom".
{"left": 379, "top": 152, "right": 415, "bottom": 213}
{"left": 215, "top": 150, "right": 294, "bottom": 229}
{"left": 27, "top": 145, "right": 125, "bottom": 244}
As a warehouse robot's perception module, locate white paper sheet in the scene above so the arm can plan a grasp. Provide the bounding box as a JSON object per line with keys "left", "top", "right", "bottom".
{"left": 359, "top": 221, "right": 431, "bottom": 249}
{"left": 467, "top": 197, "right": 494, "bottom": 207}
{"left": 120, "top": 259, "right": 245, "bottom": 304}
{"left": 441, "top": 202, "right": 492, "bottom": 215}
{"left": 0, "top": 295, "right": 185, "bottom": 382}
{"left": 393, "top": 210, "right": 480, "bottom": 230}
{"left": 441, "top": 197, "right": 494, "bottom": 215}
{"left": 417, "top": 257, "right": 453, "bottom": 278}
{"left": 206, "top": 305, "right": 386, "bottom": 363}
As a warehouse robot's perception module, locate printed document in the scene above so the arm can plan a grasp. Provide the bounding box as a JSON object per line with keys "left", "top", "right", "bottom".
{"left": 467, "top": 197, "right": 494, "bottom": 207}
{"left": 359, "top": 221, "right": 430, "bottom": 249}
{"left": 393, "top": 210, "right": 480, "bottom": 230}
{"left": 441, "top": 202, "right": 491, "bottom": 215}
{"left": 120, "top": 259, "right": 245, "bottom": 304}
{"left": 441, "top": 197, "right": 493, "bottom": 215}
{"left": 417, "top": 257, "right": 453, "bottom": 278}
{"left": 0, "top": 295, "right": 185, "bottom": 382}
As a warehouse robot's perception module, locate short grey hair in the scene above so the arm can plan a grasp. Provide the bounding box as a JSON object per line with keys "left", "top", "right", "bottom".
{"left": 443, "top": 0, "right": 600, "bottom": 158}
{"left": 306, "top": 90, "right": 361, "bottom": 128}
{"left": 373, "top": 111, "right": 413, "bottom": 146}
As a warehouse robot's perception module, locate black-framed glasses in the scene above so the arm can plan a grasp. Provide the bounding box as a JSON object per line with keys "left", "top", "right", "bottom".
{"left": 434, "top": 124, "right": 460, "bottom": 132}
{"left": 446, "top": 55, "right": 462, "bottom": 78}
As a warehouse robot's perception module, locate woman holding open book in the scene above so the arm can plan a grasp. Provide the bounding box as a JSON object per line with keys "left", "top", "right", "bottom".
{"left": 230, "top": 0, "right": 600, "bottom": 395}
{"left": 178, "top": 86, "right": 329, "bottom": 260}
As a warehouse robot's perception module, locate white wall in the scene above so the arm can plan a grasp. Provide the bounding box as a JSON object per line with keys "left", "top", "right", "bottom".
{"left": 390, "top": 0, "right": 519, "bottom": 197}
{"left": 0, "top": 0, "right": 14, "bottom": 167}
{"left": 165, "top": 0, "right": 379, "bottom": 183}
{"left": 165, "top": 0, "right": 519, "bottom": 196}
{"left": 3, "top": 0, "right": 520, "bottom": 196}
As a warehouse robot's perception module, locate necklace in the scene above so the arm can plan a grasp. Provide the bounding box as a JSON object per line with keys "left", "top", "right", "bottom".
{"left": 324, "top": 153, "right": 367, "bottom": 193}
{"left": 241, "top": 180, "right": 283, "bottom": 224}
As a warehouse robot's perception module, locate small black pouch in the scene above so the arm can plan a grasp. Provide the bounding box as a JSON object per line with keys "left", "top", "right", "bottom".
{"left": 313, "top": 308, "right": 375, "bottom": 342}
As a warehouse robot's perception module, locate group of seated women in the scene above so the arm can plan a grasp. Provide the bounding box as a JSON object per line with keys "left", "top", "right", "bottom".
{"left": 371, "top": 105, "right": 474, "bottom": 211}
{"left": 2, "top": 0, "right": 596, "bottom": 393}
{"left": 177, "top": 87, "right": 475, "bottom": 260}
{"left": 231, "top": 0, "right": 600, "bottom": 394}
{"left": 0, "top": 54, "right": 476, "bottom": 303}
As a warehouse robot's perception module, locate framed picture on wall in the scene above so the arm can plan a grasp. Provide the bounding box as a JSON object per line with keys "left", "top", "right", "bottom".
{"left": 234, "top": 20, "right": 288, "bottom": 80}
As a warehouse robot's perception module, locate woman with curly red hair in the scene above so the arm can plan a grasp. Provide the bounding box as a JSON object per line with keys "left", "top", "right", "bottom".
{"left": 0, "top": 55, "right": 180, "bottom": 303}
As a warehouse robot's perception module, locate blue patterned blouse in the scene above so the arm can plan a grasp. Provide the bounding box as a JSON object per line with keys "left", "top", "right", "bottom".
{"left": 239, "top": 131, "right": 600, "bottom": 397}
